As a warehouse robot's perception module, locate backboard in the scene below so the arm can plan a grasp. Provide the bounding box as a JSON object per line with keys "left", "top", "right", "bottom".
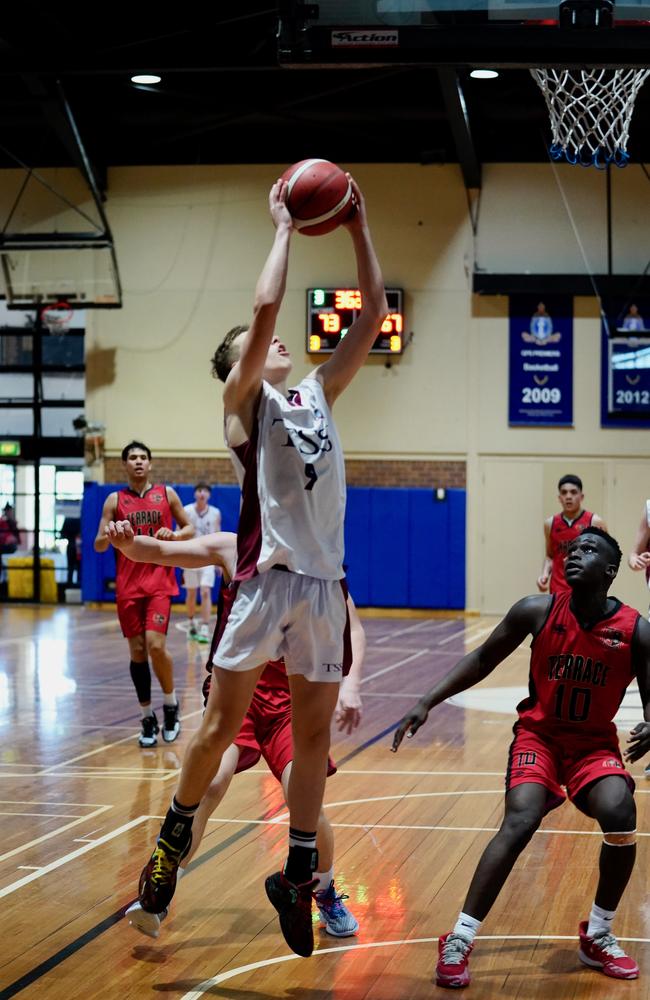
{"left": 279, "top": 0, "right": 650, "bottom": 67}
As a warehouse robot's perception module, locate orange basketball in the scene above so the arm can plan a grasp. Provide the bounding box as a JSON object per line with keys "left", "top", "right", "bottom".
{"left": 281, "top": 158, "right": 355, "bottom": 236}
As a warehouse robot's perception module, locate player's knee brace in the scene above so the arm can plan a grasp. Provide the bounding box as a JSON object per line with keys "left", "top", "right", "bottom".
{"left": 603, "top": 830, "right": 637, "bottom": 847}
{"left": 129, "top": 659, "right": 151, "bottom": 704}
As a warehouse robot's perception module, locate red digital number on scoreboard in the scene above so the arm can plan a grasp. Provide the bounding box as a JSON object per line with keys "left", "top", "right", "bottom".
{"left": 334, "top": 289, "right": 362, "bottom": 310}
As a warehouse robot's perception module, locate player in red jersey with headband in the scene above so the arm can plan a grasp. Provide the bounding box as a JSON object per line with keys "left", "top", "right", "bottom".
{"left": 94, "top": 441, "right": 194, "bottom": 747}
{"left": 537, "top": 474, "right": 606, "bottom": 594}
{"left": 394, "top": 526, "right": 650, "bottom": 988}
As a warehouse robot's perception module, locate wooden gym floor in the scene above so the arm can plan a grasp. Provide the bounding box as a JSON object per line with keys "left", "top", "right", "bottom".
{"left": 1, "top": 604, "right": 649, "bottom": 999}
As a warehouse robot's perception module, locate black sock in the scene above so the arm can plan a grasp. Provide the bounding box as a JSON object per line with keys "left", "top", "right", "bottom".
{"left": 159, "top": 796, "right": 199, "bottom": 853}
{"left": 129, "top": 660, "right": 151, "bottom": 705}
{"left": 284, "top": 828, "right": 318, "bottom": 884}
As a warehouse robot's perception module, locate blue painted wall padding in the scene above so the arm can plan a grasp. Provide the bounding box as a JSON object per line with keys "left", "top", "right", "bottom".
{"left": 82, "top": 483, "right": 466, "bottom": 609}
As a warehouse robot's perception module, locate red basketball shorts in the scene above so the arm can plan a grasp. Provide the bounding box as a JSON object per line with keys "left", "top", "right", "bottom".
{"left": 234, "top": 698, "right": 337, "bottom": 782}
{"left": 506, "top": 724, "right": 634, "bottom": 813}
{"left": 117, "top": 595, "right": 171, "bottom": 638}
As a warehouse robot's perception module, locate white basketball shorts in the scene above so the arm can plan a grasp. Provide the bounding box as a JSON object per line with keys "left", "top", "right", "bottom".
{"left": 183, "top": 565, "right": 217, "bottom": 590}
{"left": 213, "top": 567, "right": 349, "bottom": 683}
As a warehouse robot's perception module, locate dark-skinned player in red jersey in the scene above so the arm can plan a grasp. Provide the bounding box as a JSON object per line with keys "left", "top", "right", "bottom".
{"left": 393, "top": 527, "right": 650, "bottom": 988}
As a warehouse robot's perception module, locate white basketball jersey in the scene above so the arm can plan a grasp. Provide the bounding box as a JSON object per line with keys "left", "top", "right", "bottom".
{"left": 184, "top": 503, "right": 221, "bottom": 537}
{"left": 229, "top": 376, "right": 346, "bottom": 580}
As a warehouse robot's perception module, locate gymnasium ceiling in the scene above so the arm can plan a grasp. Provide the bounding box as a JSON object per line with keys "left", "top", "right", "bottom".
{"left": 1, "top": 4, "right": 650, "bottom": 182}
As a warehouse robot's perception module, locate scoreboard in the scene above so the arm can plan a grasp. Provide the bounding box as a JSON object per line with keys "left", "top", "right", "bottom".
{"left": 307, "top": 287, "right": 404, "bottom": 355}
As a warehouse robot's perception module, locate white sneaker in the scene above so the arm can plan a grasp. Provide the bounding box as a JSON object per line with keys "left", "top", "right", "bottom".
{"left": 197, "top": 623, "right": 211, "bottom": 643}
{"left": 126, "top": 901, "right": 168, "bottom": 939}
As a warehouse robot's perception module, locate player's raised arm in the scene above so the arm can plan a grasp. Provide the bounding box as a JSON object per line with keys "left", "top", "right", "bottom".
{"left": 628, "top": 503, "right": 650, "bottom": 571}
{"left": 624, "top": 617, "right": 650, "bottom": 762}
{"left": 391, "top": 595, "right": 550, "bottom": 751}
{"left": 106, "top": 521, "right": 237, "bottom": 580}
{"left": 313, "top": 178, "right": 388, "bottom": 406}
{"left": 93, "top": 492, "right": 118, "bottom": 553}
{"left": 223, "top": 180, "right": 293, "bottom": 416}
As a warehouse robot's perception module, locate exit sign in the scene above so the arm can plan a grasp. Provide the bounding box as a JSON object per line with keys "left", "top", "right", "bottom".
{"left": 0, "top": 441, "right": 20, "bottom": 456}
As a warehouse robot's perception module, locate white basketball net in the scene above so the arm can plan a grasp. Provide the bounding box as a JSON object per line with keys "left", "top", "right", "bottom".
{"left": 531, "top": 67, "right": 650, "bottom": 167}
{"left": 41, "top": 302, "right": 73, "bottom": 336}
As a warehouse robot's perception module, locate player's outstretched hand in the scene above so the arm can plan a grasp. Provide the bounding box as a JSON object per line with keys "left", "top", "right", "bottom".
{"left": 335, "top": 679, "right": 362, "bottom": 734}
{"left": 536, "top": 574, "right": 549, "bottom": 592}
{"left": 391, "top": 699, "right": 430, "bottom": 752}
{"left": 629, "top": 552, "right": 650, "bottom": 571}
{"left": 105, "top": 519, "right": 135, "bottom": 549}
{"left": 269, "top": 179, "right": 293, "bottom": 231}
{"left": 624, "top": 721, "right": 650, "bottom": 763}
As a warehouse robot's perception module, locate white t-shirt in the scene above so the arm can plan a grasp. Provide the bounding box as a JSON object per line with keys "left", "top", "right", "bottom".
{"left": 229, "top": 376, "right": 346, "bottom": 581}
{"left": 183, "top": 502, "right": 221, "bottom": 537}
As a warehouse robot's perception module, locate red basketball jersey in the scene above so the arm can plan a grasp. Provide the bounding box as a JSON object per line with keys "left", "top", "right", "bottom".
{"left": 549, "top": 509, "right": 594, "bottom": 594}
{"left": 114, "top": 485, "right": 178, "bottom": 599}
{"left": 517, "top": 591, "right": 639, "bottom": 741}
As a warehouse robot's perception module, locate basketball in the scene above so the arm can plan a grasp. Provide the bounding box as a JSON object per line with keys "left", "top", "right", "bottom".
{"left": 281, "top": 158, "right": 355, "bottom": 236}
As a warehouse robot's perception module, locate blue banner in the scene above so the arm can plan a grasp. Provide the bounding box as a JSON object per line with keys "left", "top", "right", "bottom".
{"left": 600, "top": 297, "right": 650, "bottom": 428}
{"left": 509, "top": 295, "right": 573, "bottom": 426}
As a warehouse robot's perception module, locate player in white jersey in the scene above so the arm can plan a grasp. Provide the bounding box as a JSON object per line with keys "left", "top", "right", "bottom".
{"left": 137, "top": 174, "right": 387, "bottom": 958}
{"left": 182, "top": 482, "right": 221, "bottom": 642}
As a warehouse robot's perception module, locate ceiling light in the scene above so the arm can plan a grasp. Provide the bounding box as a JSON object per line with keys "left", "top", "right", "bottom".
{"left": 131, "top": 74, "right": 161, "bottom": 85}
{"left": 470, "top": 69, "right": 499, "bottom": 80}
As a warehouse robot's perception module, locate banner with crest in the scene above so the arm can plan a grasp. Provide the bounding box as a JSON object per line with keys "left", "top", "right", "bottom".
{"left": 509, "top": 295, "right": 573, "bottom": 426}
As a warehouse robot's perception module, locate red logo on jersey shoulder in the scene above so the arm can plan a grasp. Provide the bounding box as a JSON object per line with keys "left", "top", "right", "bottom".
{"left": 121, "top": 494, "right": 132, "bottom": 506}
{"left": 602, "top": 628, "right": 623, "bottom": 647}
{"left": 602, "top": 758, "right": 622, "bottom": 769}
{"left": 149, "top": 492, "right": 163, "bottom": 504}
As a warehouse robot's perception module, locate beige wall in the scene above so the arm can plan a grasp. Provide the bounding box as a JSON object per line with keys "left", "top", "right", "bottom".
{"left": 2, "top": 163, "right": 648, "bottom": 613}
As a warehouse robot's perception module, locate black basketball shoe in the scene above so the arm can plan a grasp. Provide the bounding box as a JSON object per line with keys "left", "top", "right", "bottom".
{"left": 265, "top": 871, "right": 318, "bottom": 957}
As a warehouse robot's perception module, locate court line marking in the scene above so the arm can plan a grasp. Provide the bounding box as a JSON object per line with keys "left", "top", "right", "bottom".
{"left": 179, "top": 933, "right": 650, "bottom": 998}
{"left": 437, "top": 624, "right": 493, "bottom": 646}
{"left": 0, "top": 772, "right": 178, "bottom": 782}
{"left": 11, "top": 801, "right": 617, "bottom": 902}
{"left": 0, "top": 815, "right": 147, "bottom": 898}
{"left": 270, "top": 789, "right": 506, "bottom": 823}
{"left": 0, "top": 799, "right": 108, "bottom": 806}
{"left": 16, "top": 865, "right": 42, "bottom": 871}
{"left": 0, "top": 616, "right": 121, "bottom": 648}
{"left": 0, "top": 804, "right": 112, "bottom": 864}
{"left": 37, "top": 708, "right": 203, "bottom": 774}
{"left": 375, "top": 618, "right": 457, "bottom": 645}
{"left": 360, "top": 650, "right": 429, "bottom": 686}
{"left": 204, "top": 817, "right": 650, "bottom": 836}
{"left": 0, "top": 811, "right": 84, "bottom": 818}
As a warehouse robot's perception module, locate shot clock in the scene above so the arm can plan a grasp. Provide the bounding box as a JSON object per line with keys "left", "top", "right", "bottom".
{"left": 307, "top": 287, "right": 404, "bottom": 354}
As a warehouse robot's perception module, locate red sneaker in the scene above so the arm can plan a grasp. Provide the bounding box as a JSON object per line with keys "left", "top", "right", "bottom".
{"left": 436, "top": 932, "right": 473, "bottom": 989}
{"left": 578, "top": 921, "right": 639, "bottom": 980}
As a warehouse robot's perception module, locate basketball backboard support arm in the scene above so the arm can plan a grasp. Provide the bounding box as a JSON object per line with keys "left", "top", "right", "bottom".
{"left": 437, "top": 70, "right": 482, "bottom": 189}
{"left": 0, "top": 79, "right": 122, "bottom": 308}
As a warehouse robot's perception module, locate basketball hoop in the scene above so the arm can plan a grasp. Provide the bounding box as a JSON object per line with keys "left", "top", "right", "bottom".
{"left": 40, "top": 300, "right": 74, "bottom": 335}
{"left": 531, "top": 67, "right": 650, "bottom": 168}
